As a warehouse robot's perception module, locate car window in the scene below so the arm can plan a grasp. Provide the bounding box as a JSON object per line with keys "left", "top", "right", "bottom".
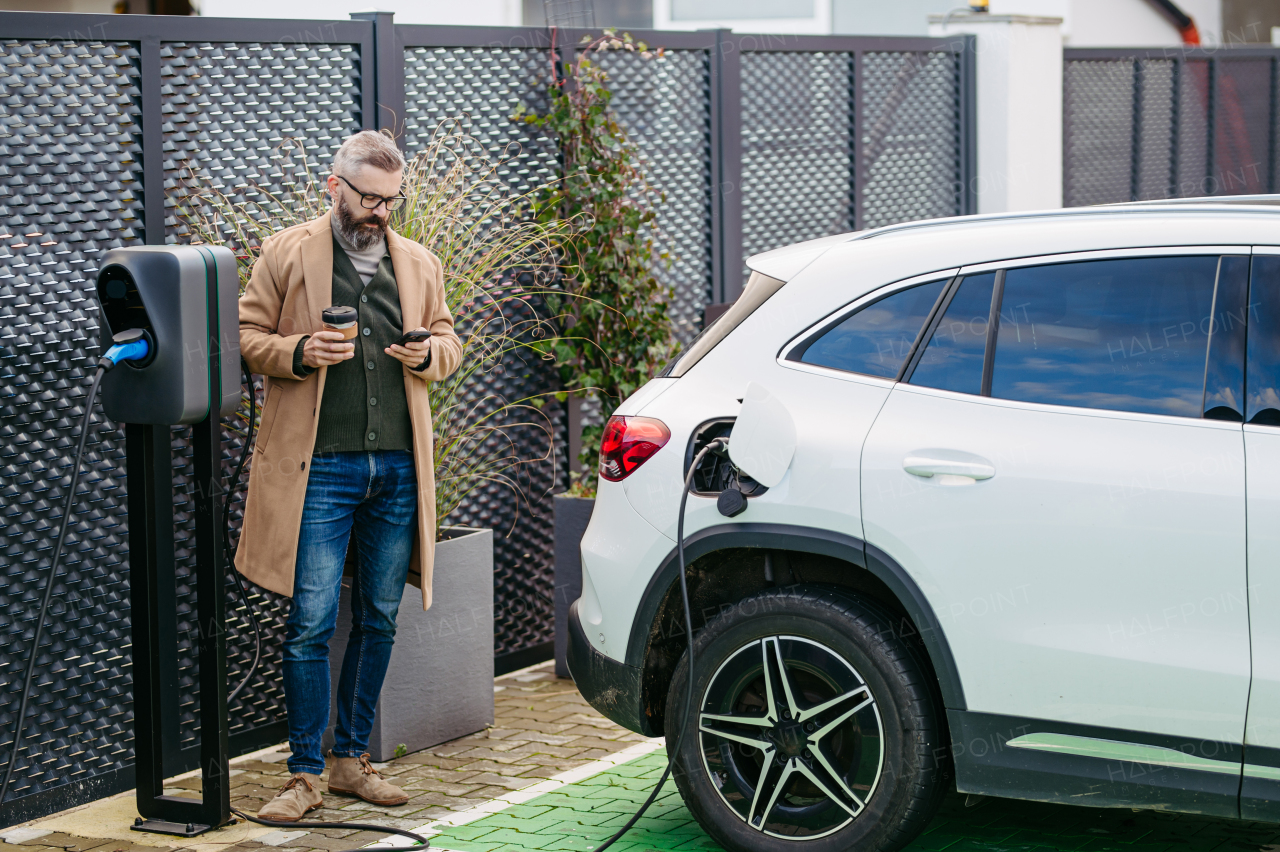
{"left": 990, "top": 256, "right": 1225, "bottom": 418}
{"left": 796, "top": 279, "right": 947, "bottom": 378}
{"left": 908, "top": 272, "right": 996, "bottom": 395}
{"left": 1247, "top": 255, "right": 1280, "bottom": 425}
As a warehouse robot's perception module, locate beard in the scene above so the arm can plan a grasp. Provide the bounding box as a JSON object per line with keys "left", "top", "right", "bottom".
{"left": 333, "top": 192, "right": 388, "bottom": 251}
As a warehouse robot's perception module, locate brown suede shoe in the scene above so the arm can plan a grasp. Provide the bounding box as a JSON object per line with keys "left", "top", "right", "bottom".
{"left": 327, "top": 753, "right": 409, "bottom": 805}
{"left": 257, "top": 772, "right": 324, "bottom": 822}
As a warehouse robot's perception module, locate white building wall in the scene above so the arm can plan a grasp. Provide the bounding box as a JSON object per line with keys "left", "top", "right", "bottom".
{"left": 1064, "top": 0, "right": 1222, "bottom": 45}
{"left": 836, "top": 0, "right": 1221, "bottom": 44}
{"left": 199, "top": 0, "right": 523, "bottom": 26}
{"left": 653, "top": 0, "right": 831, "bottom": 34}
{"left": 931, "top": 13, "right": 1064, "bottom": 214}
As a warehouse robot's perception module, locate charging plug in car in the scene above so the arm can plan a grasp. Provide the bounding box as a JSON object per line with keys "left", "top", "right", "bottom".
{"left": 703, "top": 438, "right": 748, "bottom": 517}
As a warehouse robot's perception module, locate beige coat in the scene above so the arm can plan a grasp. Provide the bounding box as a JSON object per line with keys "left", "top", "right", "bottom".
{"left": 235, "top": 211, "right": 462, "bottom": 610}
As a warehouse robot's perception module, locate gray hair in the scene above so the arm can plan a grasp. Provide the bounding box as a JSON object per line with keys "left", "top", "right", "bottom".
{"left": 332, "top": 130, "right": 405, "bottom": 177}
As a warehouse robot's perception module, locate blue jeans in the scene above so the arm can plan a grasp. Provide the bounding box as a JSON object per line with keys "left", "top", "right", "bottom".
{"left": 284, "top": 450, "right": 418, "bottom": 775}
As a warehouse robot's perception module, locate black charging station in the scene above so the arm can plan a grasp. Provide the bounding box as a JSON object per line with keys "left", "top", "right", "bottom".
{"left": 96, "top": 246, "right": 241, "bottom": 837}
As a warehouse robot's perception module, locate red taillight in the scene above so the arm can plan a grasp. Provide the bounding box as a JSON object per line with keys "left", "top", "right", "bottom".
{"left": 599, "top": 415, "right": 670, "bottom": 482}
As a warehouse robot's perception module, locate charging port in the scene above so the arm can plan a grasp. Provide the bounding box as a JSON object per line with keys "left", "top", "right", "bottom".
{"left": 98, "top": 265, "right": 156, "bottom": 368}
{"left": 684, "top": 418, "right": 766, "bottom": 497}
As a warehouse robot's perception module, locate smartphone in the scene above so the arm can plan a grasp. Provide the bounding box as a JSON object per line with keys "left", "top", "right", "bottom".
{"left": 393, "top": 330, "right": 432, "bottom": 347}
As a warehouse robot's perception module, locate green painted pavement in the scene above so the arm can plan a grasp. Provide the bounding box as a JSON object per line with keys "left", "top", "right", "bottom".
{"left": 428, "top": 749, "right": 1280, "bottom": 852}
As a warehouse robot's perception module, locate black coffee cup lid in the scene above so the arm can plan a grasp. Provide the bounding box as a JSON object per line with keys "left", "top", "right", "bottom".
{"left": 323, "top": 305, "right": 357, "bottom": 325}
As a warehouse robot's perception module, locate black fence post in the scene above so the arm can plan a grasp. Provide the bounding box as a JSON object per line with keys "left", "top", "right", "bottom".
{"left": 958, "top": 34, "right": 977, "bottom": 215}
{"left": 140, "top": 34, "right": 165, "bottom": 247}
{"left": 852, "top": 48, "right": 865, "bottom": 231}
{"left": 713, "top": 30, "right": 744, "bottom": 306}
{"left": 1131, "top": 58, "right": 1144, "bottom": 201}
{"left": 1270, "top": 56, "right": 1277, "bottom": 193}
{"left": 1170, "top": 54, "right": 1182, "bottom": 197}
{"left": 352, "top": 11, "right": 404, "bottom": 142}
{"left": 1207, "top": 57, "right": 1217, "bottom": 194}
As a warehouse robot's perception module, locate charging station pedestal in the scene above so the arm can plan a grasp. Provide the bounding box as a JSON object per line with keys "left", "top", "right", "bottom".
{"left": 96, "top": 246, "right": 240, "bottom": 837}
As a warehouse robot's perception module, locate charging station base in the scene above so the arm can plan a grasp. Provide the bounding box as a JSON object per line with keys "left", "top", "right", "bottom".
{"left": 131, "top": 818, "right": 215, "bottom": 838}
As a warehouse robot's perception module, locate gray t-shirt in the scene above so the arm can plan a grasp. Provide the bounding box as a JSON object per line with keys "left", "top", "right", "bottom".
{"left": 331, "top": 213, "right": 387, "bottom": 286}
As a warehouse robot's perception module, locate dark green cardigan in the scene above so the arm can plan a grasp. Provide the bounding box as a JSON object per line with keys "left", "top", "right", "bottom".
{"left": 292, "top": 240, "right": 414, "bottom": 454}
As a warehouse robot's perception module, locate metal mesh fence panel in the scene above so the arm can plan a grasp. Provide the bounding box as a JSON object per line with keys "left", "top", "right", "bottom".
{"left": 860, "top": 50, "right": 963, "bottom": 230}
{"left": 1064, "top": 60, "right": 1135, "bottom": 207}
{"left": 159, "top": 40, "right": 362, "bottom": 750}
{"left": 1178, "top": 59, "right": 1212, "bottom": 197}
{"left": 738, "top": 47, "right": 963, "bottom": 280}
{"left": 1137, "top": 60, "right": 1177, "bottom": 201}
{"left": 1215, "top": 59, "right": 1271, "bottom": 195}
{"left": 0, "top": 38, "right": 142, "bottom": 800}
{"left": 401, "top": 45, "right": 565, "bottom": 664}
{"left": 599, "top": 48, "right": 713, "bottom": 345}
{"left": 740, "top": 51, "right": 853, "bottom": 288}
{"left": 1065, "top": 50, "right": 1280, "bottom": 204}
{"left": 162, "top": 41, "right": 361, "bottom": 243}
{"left": 402, "top": 46, "right": 558, "bottom": 194}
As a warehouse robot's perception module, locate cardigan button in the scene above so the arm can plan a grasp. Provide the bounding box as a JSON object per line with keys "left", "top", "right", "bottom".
{"left": 362, "top": 327, "right": 371, "bottom": 336}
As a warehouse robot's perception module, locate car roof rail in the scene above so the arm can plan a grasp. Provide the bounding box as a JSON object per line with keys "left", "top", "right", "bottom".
{"left": 845, "top": 198, "right": 1280, "bottom": 244}
{"left": 745, "top": 196, "right": 1280, "bottom": 279}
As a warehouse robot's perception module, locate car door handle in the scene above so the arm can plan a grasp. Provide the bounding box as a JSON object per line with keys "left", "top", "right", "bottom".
{"left": 903, "top": 450, "right": 995, "bottom": 481}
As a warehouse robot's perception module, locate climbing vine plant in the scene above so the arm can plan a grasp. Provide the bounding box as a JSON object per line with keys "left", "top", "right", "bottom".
{"left": 516, "top": 30, "right": 676, "bottom": 493}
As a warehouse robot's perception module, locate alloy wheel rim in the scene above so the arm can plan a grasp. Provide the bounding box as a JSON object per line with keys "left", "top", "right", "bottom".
{"left": 697, "top": 635, "right": 884, "bottom": 840}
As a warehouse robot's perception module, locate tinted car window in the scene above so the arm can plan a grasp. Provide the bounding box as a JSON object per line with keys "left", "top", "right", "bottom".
{"left": 909, "top": 272, "right": 996, "bottom": 395}
{"left": 798, "top": 279, "right": 946, "bottom": 378}
{"left": 990, "top": 256, "right": 1222, "bottom": 418}
{"left": 1247, "top": 256, "right": 1280, "bottom": 425}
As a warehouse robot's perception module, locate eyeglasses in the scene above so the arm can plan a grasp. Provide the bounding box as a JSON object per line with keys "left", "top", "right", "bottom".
{"left": 336, "top": 175, "right": 406, "bottom": 211}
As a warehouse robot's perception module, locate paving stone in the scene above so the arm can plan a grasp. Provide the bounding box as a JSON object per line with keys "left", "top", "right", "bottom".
{"left": 253, "top": 831, "right": 310, "bottom": 848}
{"left": 455, "top": 759, "right": 543, "bottom": 777}
{"left": 0, "top": 829, "right": 53, "bottom": 845}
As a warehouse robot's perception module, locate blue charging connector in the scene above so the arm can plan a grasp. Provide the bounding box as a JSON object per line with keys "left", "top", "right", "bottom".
{"left": 98, "top": 328, "right": 152, "bottom": 371}
{"left": 103, "top": 338, "right": 149, "bottom": 366}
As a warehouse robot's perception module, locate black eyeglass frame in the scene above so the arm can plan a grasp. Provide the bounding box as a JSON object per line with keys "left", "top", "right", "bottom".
{"left": 336, "top": 174, "right": 406, "bottom": 211}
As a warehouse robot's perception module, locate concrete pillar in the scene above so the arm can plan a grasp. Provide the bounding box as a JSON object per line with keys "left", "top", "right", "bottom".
{"left": 930, "top": 12, "right": 1064, "bottom": 214}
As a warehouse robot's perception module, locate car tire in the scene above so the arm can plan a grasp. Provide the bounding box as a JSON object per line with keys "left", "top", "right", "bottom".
{"left": 665, "top": 585, "right": 949, "bottom": 852}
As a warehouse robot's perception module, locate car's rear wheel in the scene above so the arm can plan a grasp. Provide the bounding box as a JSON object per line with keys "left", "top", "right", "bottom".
{"left": 665, "top": 586, "right": 948, "bottom": 852}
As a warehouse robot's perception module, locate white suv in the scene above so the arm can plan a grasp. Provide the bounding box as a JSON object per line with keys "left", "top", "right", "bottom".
{"left": 566, "top": 201, "right": 1280, "bottom": 851}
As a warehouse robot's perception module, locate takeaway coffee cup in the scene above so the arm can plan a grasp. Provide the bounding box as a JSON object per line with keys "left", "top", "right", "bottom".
{"left": 322, "top": 306, "right": 358, "bottom": 340}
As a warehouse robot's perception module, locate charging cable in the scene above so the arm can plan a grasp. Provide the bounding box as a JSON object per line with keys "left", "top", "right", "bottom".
{"left": 0, "top": 331, "right": 151, "bottom": 805}
{"left": 582, "top": 436, "right": 724, "bottom": 852}
{"left": 229, "top": 810, "right": 432, "bottom": 850}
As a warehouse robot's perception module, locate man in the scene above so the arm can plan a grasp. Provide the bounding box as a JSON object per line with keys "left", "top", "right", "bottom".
{"left": 236, "top": 130, "right": 462, "bottom": 820}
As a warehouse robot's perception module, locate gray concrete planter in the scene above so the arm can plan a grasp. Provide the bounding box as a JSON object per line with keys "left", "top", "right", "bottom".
{"left": 323, "top": 527, "right": 495, "bottom": 761}
{"left": 554, "top": 496, "right": 595, "bottom": 678}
